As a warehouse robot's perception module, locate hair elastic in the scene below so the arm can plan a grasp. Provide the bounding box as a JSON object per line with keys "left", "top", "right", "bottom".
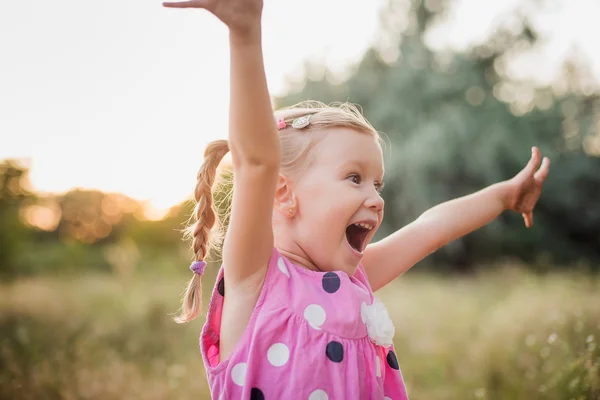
{"left": 277, "top": 118, "right": 287, "bottom": 130}
{"left": 190, "top": 260, "right": 207, "bottom": 275}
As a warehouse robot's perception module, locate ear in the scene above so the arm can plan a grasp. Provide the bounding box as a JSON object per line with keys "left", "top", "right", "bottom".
{"left": 274, "top": 174, "right": 297, "bottom": 217}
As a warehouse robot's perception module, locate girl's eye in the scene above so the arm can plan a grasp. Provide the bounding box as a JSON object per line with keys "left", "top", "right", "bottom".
{"left": 375, "top": 182, "right": 385, "bottom": 194}
{"left": 348, "top": 174, "right": 361, "bottom": 184}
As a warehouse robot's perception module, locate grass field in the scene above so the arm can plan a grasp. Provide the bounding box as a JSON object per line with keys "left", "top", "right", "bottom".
{"left": 1, "top": 266, "right": 598, "bottom": 399}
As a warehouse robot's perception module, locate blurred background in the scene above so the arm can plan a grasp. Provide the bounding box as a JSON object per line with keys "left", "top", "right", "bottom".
{"left": 1, "top": 0, "right": 599, "bottom": 398}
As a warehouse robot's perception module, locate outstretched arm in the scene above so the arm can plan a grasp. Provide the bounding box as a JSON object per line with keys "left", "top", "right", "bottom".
{"left": 363, "top": 147, "right": 551, "bottom": 291}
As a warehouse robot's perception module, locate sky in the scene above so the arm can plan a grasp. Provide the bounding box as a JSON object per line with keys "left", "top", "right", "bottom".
{"left": 2, "top": 0, "right": 600, "bottom": 217}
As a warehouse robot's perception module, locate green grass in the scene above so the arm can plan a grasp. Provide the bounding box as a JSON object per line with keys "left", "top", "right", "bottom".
{"left": 0, "top": 267, "right": 598, "bottom": 399}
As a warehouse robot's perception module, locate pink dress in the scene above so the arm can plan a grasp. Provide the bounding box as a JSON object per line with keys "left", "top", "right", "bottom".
{"left": 200, "top": 247, "right": 409, "bottom": 399}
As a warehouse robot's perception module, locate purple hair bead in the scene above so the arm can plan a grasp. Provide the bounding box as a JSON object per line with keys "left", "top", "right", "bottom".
{"left": 190, "top": 261, "right": 207, "bottom": 275}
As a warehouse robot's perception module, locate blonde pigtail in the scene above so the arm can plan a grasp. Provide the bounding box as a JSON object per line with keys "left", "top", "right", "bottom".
{"left": 175, "top": 101, "right": 380, "bottom": 324}
{"left": 175, "top": 139, "right": 229, "bottom": 323}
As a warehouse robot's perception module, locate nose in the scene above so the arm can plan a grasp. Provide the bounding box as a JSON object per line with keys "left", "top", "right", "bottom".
{"left": 364, "top": 189, "right": 384, "bottom": 213}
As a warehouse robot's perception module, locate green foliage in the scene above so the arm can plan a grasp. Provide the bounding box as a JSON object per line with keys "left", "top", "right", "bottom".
{"left": 0, "top": 160, "right": 34, "bottom": 278}
{"left": 2, "top": 0, "right": 600, "bottom": 277}
{"left": 275, "top": 0, "right": 600, "bottom": 271}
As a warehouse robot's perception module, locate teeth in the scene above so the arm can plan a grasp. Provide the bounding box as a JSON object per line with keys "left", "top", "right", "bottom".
{"left": 355, "top": 222, "right": 374, "bottom": 230}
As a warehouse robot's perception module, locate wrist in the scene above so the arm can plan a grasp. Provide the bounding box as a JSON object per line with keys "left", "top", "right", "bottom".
{"left": 493, "top": 181, "right": 514, "bottom": 211}
{"left": 229, "top": 25, "right": 262, "bottom": 46}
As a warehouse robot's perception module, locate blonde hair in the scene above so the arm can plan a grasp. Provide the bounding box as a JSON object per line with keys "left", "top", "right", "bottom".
{"left": 174, "top": 101, "right": 381, "bottom": 323}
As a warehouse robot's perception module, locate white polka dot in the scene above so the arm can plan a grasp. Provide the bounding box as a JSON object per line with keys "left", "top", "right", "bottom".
{"left": 230, "top": 362, "right": 247, "bottom": 386}
{"left": 308, "top": 389, "right": 329, "bottom": 400}
{"left": 303, "top": 304, "right": 326, "bottom": 330}
{"left": 277, "top": 257, "right": 290, "bottom": 278}
{"left": 376, "top": 355, "right": 381, "bottom": 377}
{"left": 384, "top": 397, "right": 392, "bottom": 400}
{"left": 218, "top": 394, "right": 224, "bottom": 400}
{"left": 267, "top": 343, "right": 290, "bottom": 367}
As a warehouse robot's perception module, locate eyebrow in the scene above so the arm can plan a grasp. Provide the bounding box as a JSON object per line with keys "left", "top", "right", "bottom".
{"left": 339, "top": 159, "right": 384, "bottom": 178}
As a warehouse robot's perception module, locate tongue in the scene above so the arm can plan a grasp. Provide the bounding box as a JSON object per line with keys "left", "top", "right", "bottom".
{"left": 346, "top": 224, "right": 367, "bottom": 252}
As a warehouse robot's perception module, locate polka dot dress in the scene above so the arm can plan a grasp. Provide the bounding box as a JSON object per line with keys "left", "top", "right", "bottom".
{"left": 200, "top": 248, "right": 409, "bottom": 399}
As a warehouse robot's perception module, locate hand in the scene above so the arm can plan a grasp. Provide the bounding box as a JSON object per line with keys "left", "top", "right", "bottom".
{"left": 162, "top": 0, "right": 263, "bottom": 39}
{"left": 504, "top": 146, "right": 551, "bottom": 228}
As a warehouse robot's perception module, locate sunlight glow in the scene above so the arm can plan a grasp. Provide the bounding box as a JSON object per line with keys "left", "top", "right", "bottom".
{"left": 1, "top": 0, "right": 600, "bottom": 219}
{"left": 142, "top": 202, "right": 173, "bottom": 221}
{"left": 22, "top": 203, "right": 62, "bottom": 232}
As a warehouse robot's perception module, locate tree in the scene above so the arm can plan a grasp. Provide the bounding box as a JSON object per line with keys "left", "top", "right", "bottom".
{"left": 0, "top": 160, "right": 34, "bottom": 278}
{"left": 275, "top": 0, "right": 600, "bottom": 271}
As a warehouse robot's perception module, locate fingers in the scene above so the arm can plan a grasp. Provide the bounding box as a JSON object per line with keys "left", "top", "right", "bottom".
{"left": 534, "top": 156, "right": 551, "bottom": 182}
{"left": 522, "top": 146, "right": 542, "bottom": 176}
{"left": 522, "top": 212, "right": 533, "bottom": 228}
{"left": 163, "top": 0, "right": 208, "bottom": 8}
{"left": 518, "top": 146, "right": 547, "bottom": 229}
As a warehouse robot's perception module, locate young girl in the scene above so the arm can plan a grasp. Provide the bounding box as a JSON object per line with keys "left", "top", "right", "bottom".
{"left": 163, "top": 0, "right": 551, "bottom": 398}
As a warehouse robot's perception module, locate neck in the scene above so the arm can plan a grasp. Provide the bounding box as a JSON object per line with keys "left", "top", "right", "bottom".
{"left": 272, "top": 213, "right": 323, "bottom": 272}
{"left": 276, "top": 246, "right": 323, "bottom": 272}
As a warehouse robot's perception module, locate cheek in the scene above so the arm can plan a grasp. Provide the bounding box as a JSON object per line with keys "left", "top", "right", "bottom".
{"left": 295, "top": 177, "right": 353, "bottom": 234}
{"left": 296, "top": 178, "right": 337, "bottom": 213}
{"left": 297, "top": 196, "right": 346, "bottom": 241}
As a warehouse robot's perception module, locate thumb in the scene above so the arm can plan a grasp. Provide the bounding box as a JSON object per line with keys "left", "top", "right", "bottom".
{"left": 522, "top": 212, "right": 533, "bottom": 228}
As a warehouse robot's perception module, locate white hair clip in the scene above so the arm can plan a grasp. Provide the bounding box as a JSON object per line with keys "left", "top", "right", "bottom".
{"left": 292, "top": 115, "right": 311, "bottom": 129}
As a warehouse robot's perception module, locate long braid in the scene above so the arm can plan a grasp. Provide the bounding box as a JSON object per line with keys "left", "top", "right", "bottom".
{"left": 175, "top": 139, "right": 229, "bottom": 323}
{"left": 174, "top": 102, "right": 379, "bottom": 324}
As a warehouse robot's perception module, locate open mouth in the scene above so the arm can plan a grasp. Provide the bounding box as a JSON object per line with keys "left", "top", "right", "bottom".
{"left": 345, "top": 222, "right": 375, "bottom": 253}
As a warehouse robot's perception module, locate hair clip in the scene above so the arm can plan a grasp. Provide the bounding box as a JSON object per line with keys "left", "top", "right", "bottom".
{"left": 190, "top": 260, "right": 207, "bottom": 276}
{"left": 277, "top": 118, "right": 287, "bottom": 130}
{"left": 292, "top": 115, "right": 311, "bottom": 129}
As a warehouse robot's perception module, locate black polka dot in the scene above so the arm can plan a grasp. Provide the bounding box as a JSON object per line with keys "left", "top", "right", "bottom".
{"left": 217, "top": 277, "right": 225, "bottom": 297}
{"left": 387, "top": 350, "right": 399, "bottom": 370}
{"left": 326, "top": 341, "right": 344, "bottom": 362}
{"left": 250, "top": 388, "right": 265, "bottom": 400}
{"left": 322, "top": 272, "right": 341, "bottom": 294}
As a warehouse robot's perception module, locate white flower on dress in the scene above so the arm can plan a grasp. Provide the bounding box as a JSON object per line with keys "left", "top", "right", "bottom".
{"left": 361, "top": 298, "right": 395, "bottom": 348}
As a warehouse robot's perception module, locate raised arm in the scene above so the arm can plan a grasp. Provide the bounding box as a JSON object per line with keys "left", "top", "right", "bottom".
{"left": 224, "top": 12, "right": 280, "bottom": 285}
{"left": 363, "top": 147, "right": 550, "bottom": 291}
{"left": 164, "top": 0, "right": 279, "bottom": 286}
